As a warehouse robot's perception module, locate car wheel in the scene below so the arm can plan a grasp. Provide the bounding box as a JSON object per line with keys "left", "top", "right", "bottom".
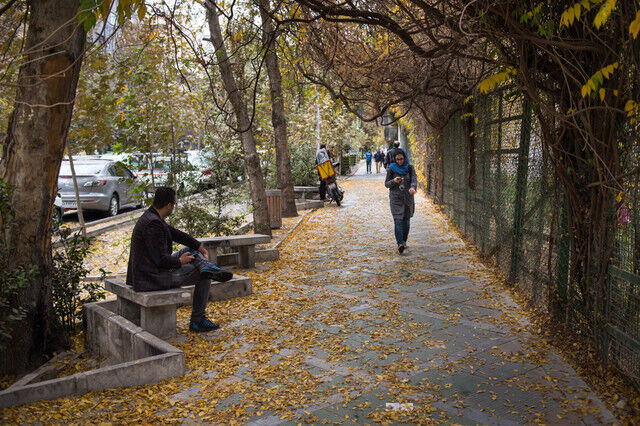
{"left": 108, "top": 195, "right": 119, "bottom": 216}
{"left": 332, "top": 188, "right": 341, "bottom": 206}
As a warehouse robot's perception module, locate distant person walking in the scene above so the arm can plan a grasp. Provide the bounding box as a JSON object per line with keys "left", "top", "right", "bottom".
{"left": 384, "top": 140, "right": 401, "bottom": 169}
{"left": 374, "top": 149, "right": 384, "bottom": 173}
{"left": 365, "top": 150, "right": 372, "bottom": 174}
{"left": 385, "top": 150, "right": 417, "bottom": 254}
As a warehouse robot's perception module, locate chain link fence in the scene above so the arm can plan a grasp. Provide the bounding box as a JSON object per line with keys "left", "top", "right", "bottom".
{"left": 422, "top": 88, "right": 640, "bottom": 388}
{"left": 606, "top": 128, "right": 640, "bottom": 386}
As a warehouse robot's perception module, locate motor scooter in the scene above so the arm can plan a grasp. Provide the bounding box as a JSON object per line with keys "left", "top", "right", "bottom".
{"left": 317, "top": 160, "right": 345, "bottom": 206}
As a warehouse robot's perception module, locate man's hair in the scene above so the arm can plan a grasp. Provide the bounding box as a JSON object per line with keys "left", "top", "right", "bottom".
{"left": 393, "top": 141, "right": 400, "bottom": 147}
{"left": 153, "top": 186, "right": 176, "bottom": 209}
{"left": 320, "top": 144, "right": 326, "bottom": 149}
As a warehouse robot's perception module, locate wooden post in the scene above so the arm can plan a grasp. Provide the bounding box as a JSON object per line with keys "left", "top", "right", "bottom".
{"left": 66, "top": 146, "right": 86, "bottom": 238}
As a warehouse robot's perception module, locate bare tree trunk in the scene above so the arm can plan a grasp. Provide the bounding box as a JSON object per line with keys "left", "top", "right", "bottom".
{"left": 0, "top": 0, "right": 86, "bottom": 374}
{"left": 258, "top": 0, "right": 297, "bottom": 217}
{"left": 206, "top": 0, "right": 271, "bottom": 235}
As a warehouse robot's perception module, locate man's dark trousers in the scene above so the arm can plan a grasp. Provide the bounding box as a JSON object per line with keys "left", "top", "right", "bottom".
{"left": 319, "top": 180, "right": 327, "bottom": 200}
{"left": 171, "top": 247, "right": 211, "bottom": 323}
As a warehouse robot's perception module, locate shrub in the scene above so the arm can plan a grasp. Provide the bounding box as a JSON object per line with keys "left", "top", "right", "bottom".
{"left": 51, "top": 225, "right": 105, "bottom": 332}
{"left": 289, "top": 143, "right": 319, "bottom": 186}
{"left": 168, "top": 148, "right": 244, "bottom": 237}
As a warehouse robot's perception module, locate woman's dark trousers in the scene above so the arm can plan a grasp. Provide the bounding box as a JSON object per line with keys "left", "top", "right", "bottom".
{"left": 171, "top": 247, "right": 211, "bottom": 323}
{"left": 393, "top": 218, "right": 410, "bottom": 245}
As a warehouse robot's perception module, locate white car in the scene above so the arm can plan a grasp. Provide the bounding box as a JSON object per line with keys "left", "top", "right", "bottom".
{"left": 186, "top": 150, "right": 216, "bottom": 188}
{"left": 136, "top": 154, "right": 200, "bottom": 194}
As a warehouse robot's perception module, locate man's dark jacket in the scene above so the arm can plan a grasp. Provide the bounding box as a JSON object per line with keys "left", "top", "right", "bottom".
{"left": 127, "top": 207, "right": 200, "bottom": 291}
{"left": 384, "top": 147, "right": 401, "bottom": 167}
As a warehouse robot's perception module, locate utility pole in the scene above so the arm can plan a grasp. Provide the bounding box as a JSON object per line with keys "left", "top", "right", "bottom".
{"left": 315, "top": 86, "right": 321, "bottom": 149}
{"left": 66, "top": 145, "right": 86, "bottom": 238}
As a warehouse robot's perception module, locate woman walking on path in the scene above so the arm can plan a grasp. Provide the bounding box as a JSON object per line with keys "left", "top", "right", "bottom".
{"left": 365, "top": 150, "right": 373, "bottom": 174}
{"left": 385, "top": 150, "right": 417, "bottom": 254}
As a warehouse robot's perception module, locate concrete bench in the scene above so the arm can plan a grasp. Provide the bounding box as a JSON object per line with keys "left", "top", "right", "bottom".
{"left": 105, "top": 276, "right": 252, "bottom": 338}
{"left": 200, "top": 234, "right": 271, "bottom": 269}
{"left": 294, "top": 186, "right": 319, "bottom": 200}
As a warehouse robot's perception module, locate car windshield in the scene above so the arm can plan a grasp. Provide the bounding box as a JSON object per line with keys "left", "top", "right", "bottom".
{"left": 59, "top": 162, "right": 105, "bottom": 176}
{"left": 153, "top": 161, "right": 170, "bottom": 172}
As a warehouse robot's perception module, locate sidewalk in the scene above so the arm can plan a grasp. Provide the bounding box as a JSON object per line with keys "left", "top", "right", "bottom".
{"left": 0, "top": 165, "right": 616, "bottom": 424}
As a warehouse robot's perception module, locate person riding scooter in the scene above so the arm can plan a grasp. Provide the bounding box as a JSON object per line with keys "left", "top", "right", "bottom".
{"left": 316, "top": 144, "right": 344, "bottom": 205}
{"left": 316, "top": 144, "right": 330, "bottom": 201}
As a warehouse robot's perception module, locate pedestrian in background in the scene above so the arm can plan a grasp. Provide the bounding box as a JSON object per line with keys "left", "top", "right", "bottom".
{"left": 384, "top": 140, "right": 401, "bottom": 169}
{"left": 365, "top": 149, "right": 373, "bottom": 174}
{"left": 385, "top": 150, "right": 417, "bottom": 254}
{"left": 374, "top": 149, "right": 384, "bottom": 173}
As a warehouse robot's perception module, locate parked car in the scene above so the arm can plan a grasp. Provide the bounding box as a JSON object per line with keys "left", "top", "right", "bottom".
{"left": 57, "top": 159, "right": 142, "bottom": 216}
{"left": 186, "top": 150, "right": 216, "bottom": 188}
{"left": 136, "top": 154, "right": 200, "bottom": 195}
{"left": 53, "top": 194, "right": 63, "bottom": 221}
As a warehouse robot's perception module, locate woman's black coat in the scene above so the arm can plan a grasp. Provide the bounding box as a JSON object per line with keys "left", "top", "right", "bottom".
{"left": 385, "top": 165, "right": 417, "bottom": 220}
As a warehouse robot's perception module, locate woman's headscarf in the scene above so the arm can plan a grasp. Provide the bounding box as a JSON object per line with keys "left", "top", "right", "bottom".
{"left": 388, "top": 149, "right": 409, "bottom": 175}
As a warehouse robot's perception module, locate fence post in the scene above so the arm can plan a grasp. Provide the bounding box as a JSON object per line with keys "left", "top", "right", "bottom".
{"left": 555, "top": 200, "right": 570, "bottom": 322}
{"left": 480, "top": 97, "right": 491, "bottom": 254}
{"left": 508, "top": 98, "right": 532, "bottom": 284}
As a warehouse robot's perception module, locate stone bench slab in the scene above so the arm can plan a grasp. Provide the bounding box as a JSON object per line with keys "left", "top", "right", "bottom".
{"left": 199, "top": 234, "right": 271, "bottom": 248}
{"left": 105, "top": 276, "right": 252, "bottom": 338}
{"left": 293, "top": 186, "right": 320, "bottom": 200}
{"left": 105, "top": 276, "right": 252, "bottom": 307}
{"left": 199, "top": 235, "right": 271, "bottom": 268}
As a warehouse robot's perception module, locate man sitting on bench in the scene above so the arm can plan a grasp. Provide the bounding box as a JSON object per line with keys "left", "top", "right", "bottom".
{"left": 127, "top": 186, "right": 232, "bottom": 333}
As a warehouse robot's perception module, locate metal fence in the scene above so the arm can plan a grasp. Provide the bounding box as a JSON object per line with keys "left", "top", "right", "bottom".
{"left": 433, "top": 89, "right": 640, "bottom": 387}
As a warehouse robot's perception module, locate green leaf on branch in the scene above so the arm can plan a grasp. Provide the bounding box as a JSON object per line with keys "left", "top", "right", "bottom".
{"left": 560, "top": 0, "right": 592, "bottom": 28}
{"left": 625, "top": 100, "right": 639, "bottom": 124}
{"left": 78, "top": 0, "right": 99, "bottom": 32}
{"left": 477, "top": 67, "right": 517, "bottom": 94}
{"left": 593, "top": 0, "right": 616, "bottom": 29}
{"left": 581, "top": 62, "right": 618, "bottom": 98}
{"left": 630, "top": 10, "right": 640, "bottom": 38}
{"left": 559, "top": 0, "right": 618, "bottom": 30}
{"left": 79, "top": 0, "right": 147, "bottom": 32}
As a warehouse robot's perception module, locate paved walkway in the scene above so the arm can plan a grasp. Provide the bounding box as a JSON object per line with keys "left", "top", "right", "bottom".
{"left": 1, "top": 163, "right": 616, "bottom": 424}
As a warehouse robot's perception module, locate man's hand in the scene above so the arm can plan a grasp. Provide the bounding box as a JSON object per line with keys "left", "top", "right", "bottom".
{"left": 198, "top": 245, "right": 209, "bottom": 260}
{"left": 409, "top": 188, "right": 416, "bottom": 195}
{"left": 393, "top": 176, "right": 402, "bottom": 183}
{"left": 180, "top": 252, "right": 194, "bottom": 264}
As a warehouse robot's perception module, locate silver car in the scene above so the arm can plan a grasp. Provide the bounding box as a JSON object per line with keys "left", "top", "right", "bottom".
{"left": 57, "top": 159, "right": 141, "bottom": 216}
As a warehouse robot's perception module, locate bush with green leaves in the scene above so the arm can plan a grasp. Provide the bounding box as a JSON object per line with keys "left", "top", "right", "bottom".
{"left": 0, "top": 180, "right": 34, "bottom": 349}
{"left": 168, "top": 147, "right": 244, "bottom": 237}
{"left": 289, "top": 143, "right": 319, "bottom": 186}
{"left": 51, "top": 225, "right": 105, "bottom": 332}
{"left": 168, "top": 199, "right": 243, "bottom": 237}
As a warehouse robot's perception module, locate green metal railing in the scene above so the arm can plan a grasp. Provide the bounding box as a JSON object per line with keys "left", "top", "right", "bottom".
{"left": 437, "top": 89, "right": 640, "bottom": 387}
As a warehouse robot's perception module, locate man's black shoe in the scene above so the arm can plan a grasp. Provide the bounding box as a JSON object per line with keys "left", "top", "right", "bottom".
{"left": 189, "top": 317, "right": 220, "bottom": 333}
{"left": 200, "top": 263, "right": 233, "bottom": 282}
